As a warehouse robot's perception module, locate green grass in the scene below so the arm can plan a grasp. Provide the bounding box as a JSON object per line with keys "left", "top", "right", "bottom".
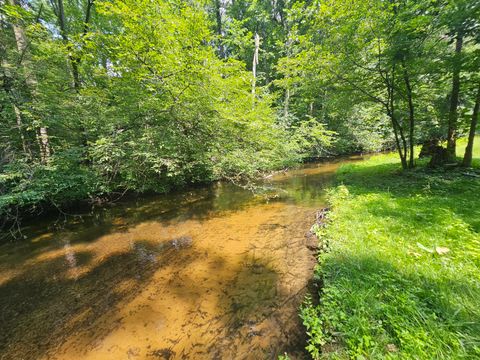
{"left": 301, "top": 138, "right": 480, "bottom": 359}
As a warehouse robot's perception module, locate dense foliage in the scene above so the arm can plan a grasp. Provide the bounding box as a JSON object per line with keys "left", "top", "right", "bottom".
{"left": 0, "top": 0, "right": 479, "bottom": 232}
{"left": 0, "top": 0, "right": 334, "bottom": 234}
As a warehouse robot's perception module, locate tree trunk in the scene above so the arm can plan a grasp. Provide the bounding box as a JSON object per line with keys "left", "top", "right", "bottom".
{"left": 38, "top": 127, "right": 51, "bottom": 162}
{"left": 283, "top": 88, "right": 290, "bottom": 119}
{"left": 446, "top": 31, "right": 463, "bottom": 161}
{"left": 402, "top": 64, "right": 415, "bottom": 168}
{"left": 55, "top": 0, "right": 81, "bottom": 90}
{"left": 462, "top": 83, "right": 480, "bottom": 167}
{"left": 82, "top": 0, "right": 94, "bottom": 36}
{"left": 1, "top": 54, "right": 31, "bottom": 156}
{"left": 53, "top": 0, "right": 94, "bottom": 90}
{"left": 13, "top": 105, "right": 29, "bottom": 155}
{"left": 214, "top": 0, "right": 225, "bottom": 58}
{"left": 53, "top": 0, "right": 94, "bottom": 149}
{"left": 8, "top": 0, "right": 50, "bottom": 163}
{"left": 387, "top": 73, "right": 407, "bottom": 170}
{"left": 251, "top": 32, "right": 260, "bottom": 97}
{"left": 390, "top": 114, "right": 408, "bottom": 170}
{"left": 388, "top": 99, "right": 407, "bottom": 169}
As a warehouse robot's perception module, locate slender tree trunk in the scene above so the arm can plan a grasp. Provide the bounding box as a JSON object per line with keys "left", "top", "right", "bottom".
{"left": 282, "top": 18, "right": 292, "bottom": 120}
{"left": 214, "top": 0, "right": 225, "bottom": 58}
{"left": 55, "top": 0, "right": 81, "bottom": 90}
{"left": 53, "top": 0, "right": 94, "bottom": 149}
{"left": 446, "top": 31, "right": 463, "bottom": 161}
{"left": 38, "top": 127, "right": 50, "bottom": 161}
{"left": 387, "top": 75, "right": 407, "bottom": 170}
{"left": 388, "top": 95, "right": 407, "bottom": 170}
{"left": 283, "top": 88, "right": 290, "bottom": 119}
{"left": 13, "top": 105, "right": 29, "bottom": 155}
{"left": 53, "top": 0, "right": 94, "bottom": 91}
{"left": 321, "top": 89, "right": 328, "bottom": 121}
{"left": 251, "top": 32, "right": 260, "bottom": 97}
{"left": 1, "top": 54, "right": 31, "bottom": 156}
{"left": 462, "top": 83, "right": 480, "bottom": 167}
{"left": 399, "top": 124, "right": 408, "bottom": 168}
{"left": 80, "top": 0, "right": 94, "bottom": 151}
{"left": 392, "top": 119, "right": 407, "bottom": 169}
{"left": 395, "top": 118, "right": 407, "bottom": 169}
{"left": 8, "top": 0, "right": 50, "bottom": 163}
{"left": 402, "top": 64, "right": 415, "bottom": 168}
{"left": 82, "top": 0, "right": 94, "bottom": 36}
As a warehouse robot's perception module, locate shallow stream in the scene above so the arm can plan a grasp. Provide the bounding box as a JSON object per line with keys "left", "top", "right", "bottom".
{"left": 0, "top": 158, "right": 360, "bottom": 360}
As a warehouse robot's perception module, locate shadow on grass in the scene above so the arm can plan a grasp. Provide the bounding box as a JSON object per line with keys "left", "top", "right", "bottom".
{"left": 322, "top": 252, "right": 480, "bottom": 356}
{"left": 335, "top": 160, "right": 480, "bottom": 233}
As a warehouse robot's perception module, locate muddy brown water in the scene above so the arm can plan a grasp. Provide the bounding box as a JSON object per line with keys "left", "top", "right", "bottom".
{"left": 0, "top": 158, "right": 359, "bottom": 360}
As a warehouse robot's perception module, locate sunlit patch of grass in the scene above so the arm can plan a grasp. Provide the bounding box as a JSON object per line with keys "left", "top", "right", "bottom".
{"left": 302, "top": 138, "right": 480, "bottom": 359}
{"left": 457, "top": 136, "right": 480, "bottom": 168}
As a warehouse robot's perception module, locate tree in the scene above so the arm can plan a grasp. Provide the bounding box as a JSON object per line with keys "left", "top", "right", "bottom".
{"left": 6, "top": 0, "right": 50, "bottom": 163}
{"left": 443, "top": 0, "right": 480, "bottom": 161}
{"left": 462, "top": 82, "right": 480, "bottom": 167}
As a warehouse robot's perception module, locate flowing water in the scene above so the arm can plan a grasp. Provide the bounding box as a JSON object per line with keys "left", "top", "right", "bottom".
{"left": 0, "top": 158, "right": 358, "bottom": 360}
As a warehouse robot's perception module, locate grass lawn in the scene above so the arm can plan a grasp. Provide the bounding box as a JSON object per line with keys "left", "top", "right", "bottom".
{"left": 301, "top": 138, "right": 480, "bottom": 359}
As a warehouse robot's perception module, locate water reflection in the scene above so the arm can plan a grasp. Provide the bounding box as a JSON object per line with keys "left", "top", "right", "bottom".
{"left": 0, "top": 158, "right": 357, "bottom": 359}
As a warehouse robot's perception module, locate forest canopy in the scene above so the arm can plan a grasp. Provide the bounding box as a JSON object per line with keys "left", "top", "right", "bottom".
{"left": 1, "top": 0, "right": 479, "bottom": 233}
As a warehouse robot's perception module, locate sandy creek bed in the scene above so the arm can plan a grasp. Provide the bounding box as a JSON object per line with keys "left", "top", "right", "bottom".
{"left": 0, "top": 159, "right": 356, "bottom": 359}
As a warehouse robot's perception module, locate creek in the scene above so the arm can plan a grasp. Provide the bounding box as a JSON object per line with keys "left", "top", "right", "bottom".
{"left": 0, "top": 157, "right": 361, "bottom": 360}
